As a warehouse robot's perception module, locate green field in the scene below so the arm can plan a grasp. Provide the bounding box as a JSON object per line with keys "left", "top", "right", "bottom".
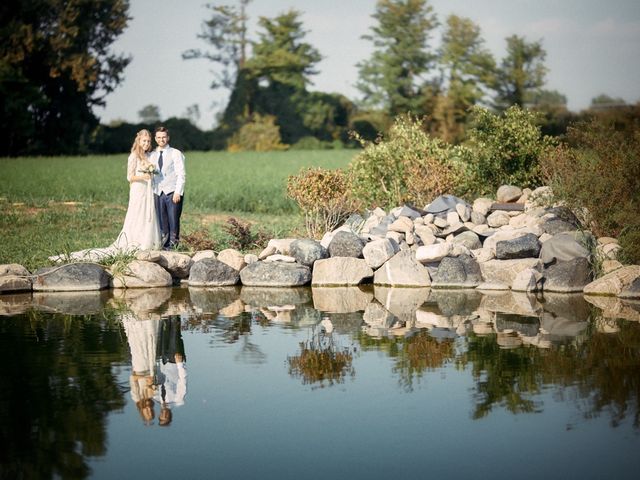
{"left": 0, "top": 149, "right": 356, "bottom": 270}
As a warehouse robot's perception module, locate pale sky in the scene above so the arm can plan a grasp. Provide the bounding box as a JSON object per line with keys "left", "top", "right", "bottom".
{"left": 99, "top": 0, "right": 640, "bottom": 130}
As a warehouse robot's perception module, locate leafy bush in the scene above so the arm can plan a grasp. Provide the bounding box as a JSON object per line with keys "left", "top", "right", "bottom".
{"left": 348, "top": 114, "right": 461, "bottom": 209}
{"left": 459, "top": 105, "right": 555, "bottom": 195}
{"left": 287, "top": 167, "right": 359, "bottom": 238}
{"left": 540, "top": 119, "right": 640, "bottom": 264}
{"left": 228, "top": 114, "right": 288, "bottom": 152}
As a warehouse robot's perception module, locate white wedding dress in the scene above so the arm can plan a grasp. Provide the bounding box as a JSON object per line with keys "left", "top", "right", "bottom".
{"left": 50, "top": 153, "right": 161, "bottom": 262}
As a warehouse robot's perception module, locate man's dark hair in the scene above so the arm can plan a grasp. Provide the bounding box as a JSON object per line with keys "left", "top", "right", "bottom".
{"left": 155, "top": 126, "right": 169, "bottom": 135}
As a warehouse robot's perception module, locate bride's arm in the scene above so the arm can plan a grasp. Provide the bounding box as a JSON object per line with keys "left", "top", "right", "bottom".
{"left": 127, "top": 154, "right": 150, "bottom": 183}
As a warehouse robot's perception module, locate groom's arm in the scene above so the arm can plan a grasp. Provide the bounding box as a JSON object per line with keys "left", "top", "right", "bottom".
{"left": 172, "top": 149, "right": 186, "bottom": 203}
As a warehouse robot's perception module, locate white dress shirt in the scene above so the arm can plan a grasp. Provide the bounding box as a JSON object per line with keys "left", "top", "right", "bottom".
{"left": 150, "top": 145, "right": 185, "bottom": 196}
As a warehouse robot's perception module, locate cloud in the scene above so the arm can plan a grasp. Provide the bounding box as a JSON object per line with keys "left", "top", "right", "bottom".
{"left": 592, "top": 17, "right": 640, "bottom": 38}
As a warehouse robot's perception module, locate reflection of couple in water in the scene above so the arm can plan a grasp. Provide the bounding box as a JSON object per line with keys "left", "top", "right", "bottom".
{"left": 123, "top": 314, "right": 187, "bottom": 426}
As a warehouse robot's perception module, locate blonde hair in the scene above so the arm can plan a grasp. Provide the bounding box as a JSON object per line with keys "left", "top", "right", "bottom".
{"left": 130, "top": 129, "right": 152, "bottom": 162}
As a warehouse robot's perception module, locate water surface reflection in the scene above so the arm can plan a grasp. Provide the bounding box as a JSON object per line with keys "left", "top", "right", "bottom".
{"left": 1, "top": 286, "right": 639, "bottom": 478}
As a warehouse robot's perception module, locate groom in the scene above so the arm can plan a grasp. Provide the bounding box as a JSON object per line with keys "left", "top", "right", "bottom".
{"left": 151, "top": 126, "right": 186, "bottom": 250}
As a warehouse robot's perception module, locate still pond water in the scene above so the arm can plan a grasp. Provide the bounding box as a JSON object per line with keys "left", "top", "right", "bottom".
{"left": 1, "top": 286, "right": 639, "bottom": 479}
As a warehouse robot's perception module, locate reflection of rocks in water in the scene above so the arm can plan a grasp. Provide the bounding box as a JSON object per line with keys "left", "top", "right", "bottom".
{"left": 312, "top": 286, "right": 373, "bottom": 313}
{"left": 584, "top": 295, "right": 640, "bottom": 323}
{"left": 112, "top": 287, "right": 173, "bottom": 319}
{"left": 426, "top": 289, "right": 482, "bottom": 316}
{"left": 0, "top": 292, "right": 32, "bottom": 316}
{"left": 472, "top": 321, "right": 495, "bottom": 336}
{"left": 240, "top": 286, "right": 312, "bottom": 308}
{"left": 363, "top": 301, "right": 398, "bottom": 338}
{"left": 595, "top": 317, "right": 620, "bottom": 334}
{"left": 542, "top": 293, "right": 592, "bottom": 323}
{"left": 324, "top": 312, "right": 365, "bottom": 334}
{"left": 33, "top": 290, "right": 110, "bottom": 315}
{"left": 219, "top": 299, "right": 245, "bottom": 318}
{"left": 495, "top": 313, "right": 540, "bottom": 338}
{"left": 188, "top": 286, "right": 242, "bottom": 314}
{"left": 415, "top": 309, "right": 472, "bottom": 338}
{"left": 479, "top": 291, "right": 542, "bottom": 317}
{"left": 539, "top": 312, "right": 588, "bottom": 343}
{"left": 374, "top": 286, "right": 430, "bottom": 324}
{"left": 163, "top": 287, "right": 196, "bottom": 316}
{"left": 496, "top": 330, "right": 523, "bottom": 349}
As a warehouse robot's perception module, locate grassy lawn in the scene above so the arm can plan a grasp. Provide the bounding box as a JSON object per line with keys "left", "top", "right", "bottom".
{"left": 0, "top": 149, "right": 356, "bottom": 270}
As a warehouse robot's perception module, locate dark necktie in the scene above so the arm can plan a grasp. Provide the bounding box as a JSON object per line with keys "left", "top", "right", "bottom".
{"left": 158, "top": 150, "right": 164, "bottom": 171}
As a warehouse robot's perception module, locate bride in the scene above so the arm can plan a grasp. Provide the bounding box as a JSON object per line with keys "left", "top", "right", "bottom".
{"left": 51, "top": 129, "right": 161, "bottom": 262}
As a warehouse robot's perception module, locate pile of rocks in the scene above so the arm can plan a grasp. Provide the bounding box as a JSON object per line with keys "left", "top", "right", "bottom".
{"left": 1, "top": 185, "right": 639, "bottom": 299}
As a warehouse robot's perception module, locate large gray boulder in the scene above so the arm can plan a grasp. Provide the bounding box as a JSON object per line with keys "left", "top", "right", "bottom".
{"left": 328, "top": 231, "right": 365, "bottom": 258}
{"left": 240, "top": 261, "right": 311, "bottom": 287}
{"left": 189, "top": 258, "right": 240, "bottom": 286}
{"left": 373, "top": 249, "right": 431, "bottom": 287}
{"left": 452, "top": 231, "right": 482, "bottom": 250}
{"left": 542, "top": 257, "right": 592, "bottom": 293}
{"left": 290, "top": 239, "right": 329, "bottom": 267}
{"left": 425, "top": 194, "right": 470, "bottom": 215}
{"left": 497, "top": 185, "right": 523, "bottom": 203}
{"left": 33, "top": 263, "right": 111, "bottom": 291}
{"left": 479, "top": 258, "right": 542, "bottom": 289}
{"left": 432, "top": 254, "right": 481, "bottom": 288}
{"left": 495, "top": 233, "right": 541, "bottom": 260}
{"left": 539, "top": 231, "right": 591, "bottom": 265}
{"left": 0, "top": 264, "right": 32, "bottom": 293}
{"left": 312, "top": 257, "right": 373, "bottom": 286}
{"left": 111, "top": 260, "right": 173, "bottom": 288}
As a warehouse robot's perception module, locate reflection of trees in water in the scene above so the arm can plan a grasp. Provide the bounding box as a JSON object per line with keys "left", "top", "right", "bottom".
{"left": 457, "top": 333, "right": 543, "bottom": 418}
{"left": 358, "top": 331, "right": 456, "bottom": 392}
{"left": 0, "top": 311, "right": 128, "bottom": 479}
{"left": 457, "top": 320, "right": 640, "bottom": 428}
{"left": 288, "top": 324, "right": 355, "bottom": 388}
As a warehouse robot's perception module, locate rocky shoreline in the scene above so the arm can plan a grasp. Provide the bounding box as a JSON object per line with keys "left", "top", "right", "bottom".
{"left": 2, "top": 185, "right": 639, "bottom": 300}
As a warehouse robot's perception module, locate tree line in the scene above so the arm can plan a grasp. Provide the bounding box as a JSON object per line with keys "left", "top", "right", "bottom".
{"left": 1, "top": 0, "right": 637, "bottom": 156}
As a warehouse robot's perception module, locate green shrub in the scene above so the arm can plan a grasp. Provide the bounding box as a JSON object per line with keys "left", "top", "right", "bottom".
{"left": 459, "top": 105, "right": 555, "bottom": 195}
{"left": 287, "top": 167, "right": 360, "bottom": 238}
{"left": 348, "top": 114, "right": 461, "bottom": 209}
{"left": 540, "top": 119, "right": 640, "bottom": 264}
{"left": 290, "top": 136, "right": 337, "bottom": 150}
{"left": 228, "top": 114, "right": 288, "bottom": 152}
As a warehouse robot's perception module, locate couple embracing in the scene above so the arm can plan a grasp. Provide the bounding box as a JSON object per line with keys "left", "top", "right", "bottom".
{"left": 124, "top": 126, "right": 185, "bottom": 252}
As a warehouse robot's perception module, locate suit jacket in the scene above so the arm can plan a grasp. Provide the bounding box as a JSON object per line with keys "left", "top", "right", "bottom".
{"left": 150, "top": 145, "right": 185, "bottom": 196}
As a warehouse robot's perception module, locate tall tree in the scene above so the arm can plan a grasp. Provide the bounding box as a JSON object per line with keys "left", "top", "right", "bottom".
{"left": 493, "top": 35, "right": 547, "bottom": 108}
{"left": 246, "top": 9, "right": 321, "bottom": 90}
{"left": 182, "top": 0, "right": 251, "bottom": 91}
{"left": 356, "top": 0, "right": 438, "bottom": 116}
{"left": 0, "top": 0, "right": 131, "bottom": 155}
{"left": 241, "top": 9, "right": 323, "bottom": 144}
{"left": 434, "top": 14, "right": 495, "bottom": 142}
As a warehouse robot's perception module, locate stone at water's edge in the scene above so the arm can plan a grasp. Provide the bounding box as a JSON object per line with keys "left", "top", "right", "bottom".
{"left": 312, "top": 257, "right": 373, "bottom": 286}
{"left": 189, "top": 258, "right": 240, "bottom": 287}
{"left": 112, "top": 260, "right": 173, "bottom": 288}
{"left": 33, "top": 263, "right": 111, "bottom": 291}
{"left": 374, "top": 249, "right": 431, "bottom": 287}
{"left": 583, "top": 265, "right": 640, "bottom": 296}
{"left": 240, "top": 261, "right": 311, "bottom": 287}
{"left": 542, "top": 257, "right": 592, "bottom": 293}
{"left": 619, "top": 277, "right": 640, "bottom": 299}
{"left": 0, "top": 275, "right": 32, "bottom": 293}
{"left": 480, "top": 258, "right": 542, "bottom": 290}
{"left": 432, "top": 254, "right": 481, "bottom": 288}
